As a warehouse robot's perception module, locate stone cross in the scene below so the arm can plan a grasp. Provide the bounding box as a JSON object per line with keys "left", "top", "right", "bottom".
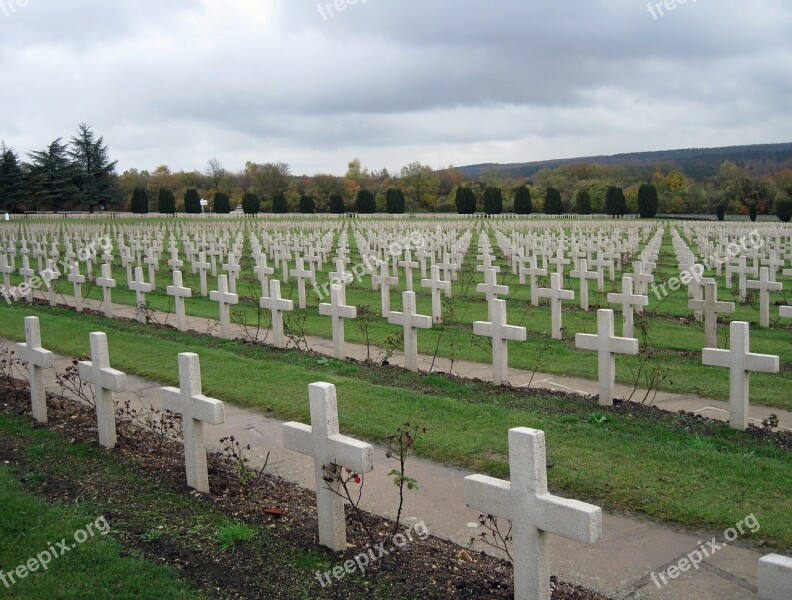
{"left": 746, "top": 267, "right": 782, "bottom": 327}
{"left": 329, "top": 258, "right": 352, "bottom": 286}
{"left": 372, "top": 259, "right": 398, "bottom": 317}
{"left": 520, "top": 257, "right": 547, "bottom": 306}
{"left": 167, "top": 247, "right": 183, "bottom": 270}
{"left": 0, "top": 252, "right": 13, "bottom": 294}
{"left": 464, "top": 428, "right": 602, "bottom": 600}
{"left": 260, "top": 279, "right": 294, "bottom": 349}
{"left": 128, "top": 266, "right": 152, "bottom": 323}
{"left": 67, "top": 262, "right": 86, "bottom": 312}
{"left": 420, "top": 264, "right": 450, "bottom": 323}
{"left": 193, "top": 251, "right": 211, "bottom": 296}
{"left": 387, "top": 291, "right": 432, "bottom": 372}
{"left": 254, "top": 255, "right": 274, "bottom": 299}
{"left": 758, "top": 553, "right": 792, "bottom": 600}
{"left": 631, "top": 262, "right": 654, "bottom": 313}
{"left": 318, "top": 284, "right": 357, "bottom": 359}
{"left": 548, "top": 247, "right": 570, "bottom": 277}
{"left": 570, "top": 258, "right": 598, "bottom": 311}
{"left": 96, "top": 262, "right": 117, "bottom": 317}
{"left": 575, "top": 309, "right": 639, "bottom": 406}
{"left": 290, "top": 257, "right": 312, "bottom": 309}
{"left": 473, "top": 299, "right": 527, "bottom": 385}
{"left": 166, "top": 269, "right": 193, "bottom": 332}
{"left": 283, "top": 382, "right": 374, "bottom": 552}
{"left": 78, "top": 332, "right": 127, "bottom": 449}
{"left": 607, "top": 276, "right": 648, "bottom": 338}
{"left": 222, "top": 252, "right": 241, "bottom": 294}
{"left": 15, "top": 316, "right": 54, "bottom": 423}
{"left": 476, "top": 267, "right": 509, "bottom": 312}
{"left": 40, "top": 259, "right": 60, "bottom": 307}
{"left": 161, "top": 353, "right": 225, "bottom": 492}
{"left": 19, "top": 256, "right": 35, "bottom": 302}
{"left": 732, "top": 257, "right": 757, "bottom": 302}
{"left": 537, "top": 272, "right": 574, "bottom": 340}
{"left": 688, "top": 282, "right": 734, "bottom": 348}
{"left": 210, "top": 274, "right": 239, "bottom": 339}
{"left": 398, "top": 250, "right": 419, "bottom": 291}
{"left": 144, "top": 247, "right": 159, "bottom": 290}
{"left": 702, "top": 321, "right": 779, "bottom": 430}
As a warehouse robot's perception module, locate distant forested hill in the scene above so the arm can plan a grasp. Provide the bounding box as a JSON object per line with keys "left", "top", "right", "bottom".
{"left": 457, "top": 143, "right": 792, "bottom": 182}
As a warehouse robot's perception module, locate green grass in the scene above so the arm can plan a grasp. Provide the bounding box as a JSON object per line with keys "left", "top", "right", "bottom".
{"left": 0, "top": 466, "right": 201, "bottom": 599}
{"left": 1, "top": 302, "right": 791, "bottom": 551}
{"left": 8, "top": 225, "right": 790, "bottom": 409}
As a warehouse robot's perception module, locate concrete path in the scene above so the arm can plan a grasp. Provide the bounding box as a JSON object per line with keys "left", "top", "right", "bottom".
{"left": 4, "top": 298, "right": 788, "bottom": 598}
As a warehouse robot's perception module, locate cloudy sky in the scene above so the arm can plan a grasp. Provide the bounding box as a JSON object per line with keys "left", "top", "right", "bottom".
{"left": 1, "top": 0, "right": 790, "bottom": 176}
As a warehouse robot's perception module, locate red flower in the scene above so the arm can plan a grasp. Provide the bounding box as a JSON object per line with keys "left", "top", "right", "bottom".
{"left": 354, "top": 475, "right": 361, "bottom": 484}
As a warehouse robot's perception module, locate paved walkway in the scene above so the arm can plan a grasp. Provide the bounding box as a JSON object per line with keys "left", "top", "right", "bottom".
{"left": 4, "top": 297, "right": 789, "bottom": 598}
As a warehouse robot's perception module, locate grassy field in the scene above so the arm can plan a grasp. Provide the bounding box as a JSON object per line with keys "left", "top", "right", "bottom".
{"left": 4, "top": 223, "right": 791, "bottom": 409}
{"left": 0, "top": 302, "right": 790, "bottom": 551}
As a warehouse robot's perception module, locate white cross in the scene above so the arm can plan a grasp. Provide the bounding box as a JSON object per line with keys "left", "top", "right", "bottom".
{"left": 589, "top": 252, "right": 611, "bottom": 292}
{"left": 161, "top": 353, "right": 225, "bottom": 492}
{"left": 548, "top": 248, "right": 570, "bottom": 277}
{"left": 575, "top": 309, "right": 639, "bottom": 406}
{"left": 537, "top": 272, "right": 574, "bottom": 340}
{"left": 318, "top": 284, "right": 357, "bottom": 359}
{"left": 329, "top": 258, "right": 353, "bottom": 286}
{"left": 688, "top": 282, "right": 735, "bottom": 349}
{"left": 0, "top": 252, "right": 13, "bottom": 294}
{"left": 67, "top": 262, "right": 86, "bottom": 313}
{"left": 15, "top": 316, "right": 54, "bottom": 423}
{"left": 476, "top": 267, "right": 509, "bottom": 312}
{"left": 78, "top": 332, "right": 127, "bottom": 449}
{"left": 222, "top": 252, "right": 241, "bottom": 294}
{"left": 193, "top": 252, "right": 211, "bottom": 296}
{"left": 144, "top": 247, "right": 159, "bottom": 290}
{"left": 40, "top": 259, "right": 60, "bottom": 307}
{"left": 128, "top": 266, "right": 152, "bottom": 323}
{"left": 166, "top": 270, "right": 193, "bottom": 332}
{"left": 630, "top": 262, "right": 653, "bottom": 313}
{"left": 607, "top": 276, "right": 648, "bottom": 338}
{"left": 283, "top": 382, "right": 374, "bottom": 551}
{"left": 570, "top": 258, "right": 598, "bottom": 311}
{"left": 746, "top": 267, "right": 783, "bottom": 327}
{"left": 758, "top": 553, "right": 792, "bottom": 600}
{"left": 290, "top": 257, "right": 312, "bottom": 309}
{"left": 210, "top": 274, "right": 239, "bottom": 339}
{"left": 464, "top": 428, "right": 602, "bottom": 600}
{"left": 167, "top": 247, "right": 183, "bottom": 270}
{"left": 520, "top": 257, "right": 547, "bottom": 306}
{"left": 387, "top": 290, "right": 432, "bottom": 372}
{"left": 474, "top": 299, "right": 527, "bottom": 385}
{"left": 254, "top": 255, "right": 274, "bottom": 299}
{"left": 398, "top": 249, "right": 419, "bottom": 291}
{"left": 96, "top": 262, "right": 117, "bottom": 317}
{"left": 372, "top": 259, "right": 398, "bottom": 316}
{"left": 19, "top": 256, "right": 35, "bottom": 302}
{"left": 420, "top": 264, "right": 450, "bottom": 324}
{"left": 732, "top": 257, "right": 757, "bottom": 302}
{"left": 703, "top": 321, "right": 779, "bottom": 430}
{"left": 260, "top": 279, "right": 294, "bottom": 349}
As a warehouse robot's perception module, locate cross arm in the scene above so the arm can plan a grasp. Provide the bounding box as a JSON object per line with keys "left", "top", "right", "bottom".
{"left": 282, "top": 422, "right": 314, "bottom": 455}
{"left": 536, "top": 494, "right": 602, "bottom": 544}
{"left": 464, "top": 474, "right": 513, "bottom": 520}
{"left": 328, "top": 435, "right": 374, "bottom": 474}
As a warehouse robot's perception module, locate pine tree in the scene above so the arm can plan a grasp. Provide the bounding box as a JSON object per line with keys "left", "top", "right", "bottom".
{"left": 329, "top": 194, "right": 345, "bottom": 214}
{"left": 716, "top": 204, "right": 725, "bottom": 221}
{"left": 26, "top": 139, "right": 75, "bottom": 212}
{"left": 299, "top": 195, "right": 315, "bottom": 214}
{"left": 184, "top": 188, "right": 201, "bottom": 214}
{"left": 604, "top": 186, "right": 626, "bottom": 217}
{"left": 69, "top": 124, "right": 120, "bottom": 211}
{"left": 0, "top": 144, "right": 27, "bottom": 212}
{"left": 637, "top": 184, "right": 659, "bottom": 218}
{"left": 356, "top": 190, "right": 376, "bottom": 213}
{"left": 386, "top": 188, "right": 406, "bottom": 214}
{"left": 214, "top": 192, "right": 231, "bottom": 214}
{"left": 131, "top": 187, "right": 149, "bottom": 214}
{"left": 575, "top": 189, "right": 592, "bottom": 215}
{"left": 272, "top": 192, "right": 288, "bottom": 213}
{"left": 513, "top": 185, "right": 532, "bottom": 214}
{"left": 158, "top": 189, "right": 176, "bottom": 215}
{"left": 545, "top": 187, "right": 563, "bottom": 214}
{"left": 775, "top": 198, "right": 792, "bottom": 222}
{"left": 455, "top": 186, "right": 476, "bottom": 214}
{"left": 242, "top": 192, "right": 260, "bottom": 215}
{"left": 483, "top": 186, "right": 503, "bottom": 214}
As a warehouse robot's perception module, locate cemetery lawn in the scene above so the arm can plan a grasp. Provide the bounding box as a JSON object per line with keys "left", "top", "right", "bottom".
{"left": 0, "top": 462, "right": 201, "bottom": 599}
{"left": 1, "top": 302, "right": 792, "bottom": 552}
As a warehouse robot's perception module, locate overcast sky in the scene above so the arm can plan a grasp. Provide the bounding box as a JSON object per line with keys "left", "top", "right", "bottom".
{"left": 1, "top": 0, "right": 790, "bottom": 176}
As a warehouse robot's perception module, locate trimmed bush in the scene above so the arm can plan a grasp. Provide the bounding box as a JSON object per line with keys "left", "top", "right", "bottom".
{"left": 299, "top": 195, "right": 315, "bottom": 214}
{"left": 157, "top": 189, "right": 175, "bottom": 215}
{"left": 776, "top": 198, "right": 792, "bottom": 223}
{"left": 386, "top": 188, "right": 406, "bottom": 214}
{"left": 214, "top": 192, "right": 231, "bottom": 214}
{"left": 356, "top": 190, "right": 376, "bottom": 214}
{"left": 513, "top": 185, "right": 532, "bottom": 214}
{"left": 131, "top": 187, "right": 149, "bottom": 214}
{"left": 184, "top": 188, "right": 201, "bottom": 214}
{"left": 544, "top": 187, "right": 563, "bottom": 214}
{"left": 272, "top": 192, "right": 288, "bottom": 213}
{"left": 483, "top": 186, "right": 503, "bottom": 214}
{"left": 575, "top": 189, "right": 592, "bottom": 215}
{"left": 455, "top": 187, "right": 476, "bottom": 214}
{"left": 637, "top": 184, "right": 658, "bottom": 218}
{"left": 329, "top": 194, "right": 345, "bottom": 214}
{"left": 242, "top": 192, "right": 260, "bottom": 215}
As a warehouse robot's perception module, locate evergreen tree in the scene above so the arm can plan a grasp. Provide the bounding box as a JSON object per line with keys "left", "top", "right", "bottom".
{"left": 214, "top": 192, "right": 231, "bottom": 214}
{"left": 242, "top": 192, "right": 260, "bottom": 215}
{"left": 749, "top": 202, "right": 758, "bottom": 222}
{"left": 637, "top": 183, "right": 659, "bottom": 218}
{"left": 356, "top": 189, "right": 376, "bottom": 213}
{"left": 483, "top": 186, "right": 503, "bottom": 214}
{"left": 386, "top": 188, "right": 406, "bottom": 214}
{"left": 544, "top": 187, "right": 563, "bottom": 214}
{"left": 272, "top": 192, "right": 288, "bottom": 213}
{"left": 513, "top": 185, "right": 532, "bottom": 214}
{"left": 776, "top": 198, "right": 792, "bottom": 223}
{"left": 574, "top": 188, "right": 592, "bottom": 215}
{"left": 716, "top": 204, "right": 725, "bottom": 221}
{"left": 158, "top": 189, "right": 176, "bottom": 215}
{"left": 455, "top": 186, "right": 476, "bottom": 214}
{"left": 299, "top": 195, "right": 315, "bottom": 214}
{"left": 0, "top": 144, "right": 27, "bottom": 212}
{"left": 604, "top": 186, "right": 626, "bottom": 217}
{"left": 69, "top": 124, "right": 120, "bottom": 211}
{"left": 131, "top": 187, "right": 149, "bottom": 214}
{"left": 329, "top": 194, "right": 345, "bottom": 214}
{"left": 26, "top": 139, "right": 75, "bottom": 212}
{"left": 184, "top": 188, "right": 201, "bottom": 214}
